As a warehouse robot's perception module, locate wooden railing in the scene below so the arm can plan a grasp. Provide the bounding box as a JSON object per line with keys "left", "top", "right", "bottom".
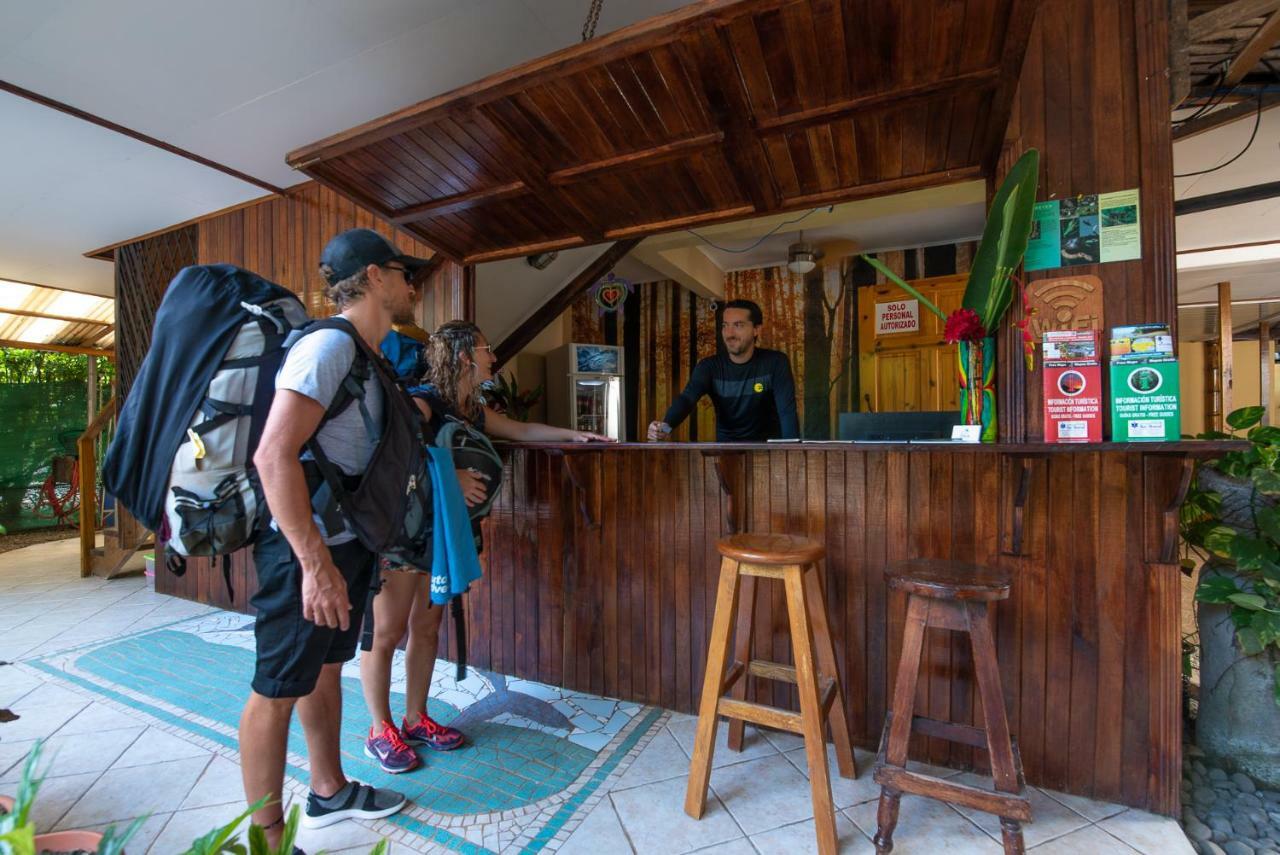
{"left": 77, "top": 397, "right": 149, "bottom": 578}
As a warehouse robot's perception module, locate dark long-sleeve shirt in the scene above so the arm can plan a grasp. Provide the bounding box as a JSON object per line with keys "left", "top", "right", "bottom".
{"left": 663, "top": 348, "right": 799, "bottom": 442}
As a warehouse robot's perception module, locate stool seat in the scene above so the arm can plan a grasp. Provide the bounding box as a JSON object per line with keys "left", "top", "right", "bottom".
{"left": 885, "top": 558, "right": 1011, "bottom": 602}
{"left": 717, "top": 533, "right": 825, "bottom": 565}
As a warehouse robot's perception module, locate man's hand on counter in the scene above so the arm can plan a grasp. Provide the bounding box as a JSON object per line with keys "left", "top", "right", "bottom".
{"left": 647, "top": 420, "right": 672, "bottom": 441}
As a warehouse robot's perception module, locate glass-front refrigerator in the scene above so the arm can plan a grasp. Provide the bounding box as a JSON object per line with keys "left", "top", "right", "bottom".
{"left": 546, "top": 343, "right": 626, "bottom": 440}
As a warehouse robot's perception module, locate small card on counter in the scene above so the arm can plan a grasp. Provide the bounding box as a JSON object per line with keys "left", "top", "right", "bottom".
{"left": 951, "top": 424, "right": 982, "bottom": 443}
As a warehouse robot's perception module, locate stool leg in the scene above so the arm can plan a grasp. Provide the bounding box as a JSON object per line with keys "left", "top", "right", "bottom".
{"left": 872, "top": 789, "right": 901, "bottom": 854}
{"left": 726, "top": 573, "right": 757, "bottom": 752}
{"left": 684, "top": 557, "right": 741, "bottom": 819}
{"left": 803, "top": 562, "right": 856, "bottom": 779}
{"left": 874, "top": 594, "right": 930, "bottom": 855}
{"left": 784, "top": 564, "right": 839, "bottom": 855}
{"left": 967, "top": 602, "right": 1025, "bottom": 855}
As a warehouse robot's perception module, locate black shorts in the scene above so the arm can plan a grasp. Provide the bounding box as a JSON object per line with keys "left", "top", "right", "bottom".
{"left": 250, "top": 525, "right": 376, "bottom": 698}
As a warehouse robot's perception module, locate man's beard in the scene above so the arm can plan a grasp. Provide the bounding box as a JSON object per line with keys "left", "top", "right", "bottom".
{"left": 724, "top": 338, "right": 753, "bottom": 355}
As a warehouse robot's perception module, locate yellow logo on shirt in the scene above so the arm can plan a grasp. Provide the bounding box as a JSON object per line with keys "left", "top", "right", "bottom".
{"left": 753, "top": 382, "right": 764, "bottom": 393}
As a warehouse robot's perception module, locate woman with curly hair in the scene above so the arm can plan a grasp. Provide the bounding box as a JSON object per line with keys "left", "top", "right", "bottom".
{"left": 359, "top": 320, "right": 613, "bottom": 773}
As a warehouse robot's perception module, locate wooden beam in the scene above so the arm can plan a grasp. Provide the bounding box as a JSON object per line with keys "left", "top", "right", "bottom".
{"left": 0, "top": 306, "right": 113, "bottom": 328}
{"left": 389, "top": 181, "right": 528, "bottom": 223}
{"left": 1175, "top": 179, "right": 1280, "bottom": 215}
{"left": 604, "top": 205, "right": 756, "bottom": 240}
{"left": 780, "top": 166, "right": 986, "bottom": 209}
{"left": 1224, "top": 8, "right": 1280, "bottom": 86}
{"left": 1218, "top": 281, "right": 1234, "bottom": 430}
{"left": 1188, "top": 0, "right": 1280, "bottom": 43}
{"left": 1262, "top": 319, "right": 1274, "bottom": 425}
{"left": 493, "top": 238, "right": 640, "bottom": 367}
{"left": 462, "top": 236, "right": 589, "bottom": 266}
{"left": 547, "top": 132, "right": 725, "bottom": 185}
{"left": 0, "top": 79, "right": 286, "bottom": 197}
{"left": 0, "top": 339, "right": 114, "bottom": 358}
{"left": 1173, "top": 94, "right": 1280, "bottom": 140}
{"left": 756, "top": 68, "right": 1000, "bottom": 134}
{"left": 1171, "top": 0, "right": 1191, "bottom": 107}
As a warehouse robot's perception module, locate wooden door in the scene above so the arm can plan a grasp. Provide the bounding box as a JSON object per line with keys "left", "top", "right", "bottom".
{"left": 858, "top": 275, "right": 967, "bottom": 412}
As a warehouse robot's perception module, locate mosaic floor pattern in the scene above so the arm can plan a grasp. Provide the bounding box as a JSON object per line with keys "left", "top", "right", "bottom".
{"left": 28, "top": 611, "right": 665, "bottom": 853}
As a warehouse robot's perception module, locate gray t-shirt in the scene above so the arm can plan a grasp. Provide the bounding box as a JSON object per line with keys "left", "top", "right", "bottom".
{"left": 276, "top": 325, "right": 384, "bottom": 544}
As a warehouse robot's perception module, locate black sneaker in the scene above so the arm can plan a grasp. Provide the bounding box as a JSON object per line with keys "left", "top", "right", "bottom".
{"left": 302, "top": 780, "right": 406, "bottom": 828}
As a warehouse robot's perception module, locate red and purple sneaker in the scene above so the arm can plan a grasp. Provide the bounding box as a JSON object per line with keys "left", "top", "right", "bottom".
{"left": 363, "top": 721, "right": 420, "bottom": 773}
{"left": 401, "top": 711, "right": 464, "bottom": 751}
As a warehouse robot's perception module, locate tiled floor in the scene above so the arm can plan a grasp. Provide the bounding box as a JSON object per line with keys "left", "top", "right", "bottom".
{"left": 0, "top": 537, "right": 1196, "bottom": 854}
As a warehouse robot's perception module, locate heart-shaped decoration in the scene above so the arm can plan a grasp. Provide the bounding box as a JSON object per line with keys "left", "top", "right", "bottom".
{"left": 597, "top": 284, "right": 625, "bottom": 311}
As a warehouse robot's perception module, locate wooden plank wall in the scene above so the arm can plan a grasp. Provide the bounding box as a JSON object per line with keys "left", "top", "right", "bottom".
{"left": 997, "top": 0, "right": 1176, "bottom": 442}
{"left": 462, "top": 446, "right": 1186, "bottom": 816}
{"left": 154, "top": 181, "right": 473, "bottom": 609}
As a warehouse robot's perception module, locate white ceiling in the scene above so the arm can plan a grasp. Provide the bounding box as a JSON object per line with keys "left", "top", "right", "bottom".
{"left": 0, "top": 0, "right": 688, "bottom": 296}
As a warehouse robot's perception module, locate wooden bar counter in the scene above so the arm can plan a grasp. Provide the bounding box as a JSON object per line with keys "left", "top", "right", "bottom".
{"left": 160, "top": 440, "right": 1236, "bottom": 815}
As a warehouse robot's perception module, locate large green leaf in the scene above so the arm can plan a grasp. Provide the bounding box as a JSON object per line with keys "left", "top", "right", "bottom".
{"left": 1274, "top": 662, "right": 1280, "bottom": 708}
{"left": 962, "top": 148, "right": 1041, "bottom": 329}
{"left": 1197, "top": 573, "right": 1241, "bottom": 603}
{"left": 1203, "top": 524, "right": 1239, "bottom": 557}
{"left": 1230, "top": 535, "right": 1276, "bottom": 571}
{"left": 858, "top": 255, "right": 946, "bottom": 320}
{"left": 1228, "top": 592, "right": 1269, "bottom": 610}
{"left": 1227, "top": 406, "right": 1265, "bottom": 431}
{"left": 1238, "top": 625, "right": 1265, "bottom": 655}
{"left": 1252, "top": 468, "right": 1280, "bottom": 496}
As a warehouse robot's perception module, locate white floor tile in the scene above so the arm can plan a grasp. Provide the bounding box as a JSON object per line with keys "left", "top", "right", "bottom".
{"left": 561, "top": 798, "right": 634, "bottom": 854}
{"left": 783, "top": 745, "right": 880, "bottom": 810}
{"left": 611, "top": 727, "right": 691, "bottom": 792}
{"left": 147, "top": 802, "right": 251, "bottom": 854}
{"left": 58, "top": 755, "right": 210, "bottom": 828}
{"left": 1096, "top": 809, "right": 1195, "bottom": 855}
{"left": 0, "top": 700, "right": 88, "bottom": 741}
{"left": 1040, "top": 786, "right": 1130, "bottom": 822}
{"left": 946, "top": 774, "right": 1090, "bottom": 848}
{"left": 667, "top": 717, "right": 779, "bottom": 769}
{"left": 709, "top": 753, "right": 820, "bottom": 835}
{"left": 750, "top": 813, "right": 872, "bottom": 854}
{"left": 1028, "top": 824, "right": 1142, "bottom": 853}
{"left": 26, "top": 771, "right": 102, "bottom": 832}
{"left": 1, "top": 727, "right": 143, "bottom": 783}
{"left": 180, "top": 755, "right": 245, "bottom": 810}
{"left": 846, "top": 794, "right": 1003, "bottom": 854}
{"left": 611, "top": 775, "right": 746, "bottom": 855}
{"left": 58, "top": 701, "right": 152, "bottom": 735}
{"left": 112, "top": 726, "right": 211, "bottom": 768}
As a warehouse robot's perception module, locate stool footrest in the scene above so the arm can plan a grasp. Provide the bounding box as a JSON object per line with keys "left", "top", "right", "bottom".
{"left": 873, "top": 764, "right": 1032, "bottom": 822}
{"left": 718, "top": 697, "right": 804, "bottom": 734}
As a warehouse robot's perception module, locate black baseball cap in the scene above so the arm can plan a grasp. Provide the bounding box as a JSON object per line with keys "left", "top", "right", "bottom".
{"left": 319, "top": 228, "right": 430, "bottom": 285}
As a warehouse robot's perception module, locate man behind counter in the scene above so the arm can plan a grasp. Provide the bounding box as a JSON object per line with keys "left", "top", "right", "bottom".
{"left": 648, "top": 299, "right": 799, "bottom": 443}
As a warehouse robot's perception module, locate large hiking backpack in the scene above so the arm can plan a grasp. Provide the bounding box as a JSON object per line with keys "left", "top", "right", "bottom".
{"left": 105, "top": 265, "right": 435, "bottom": 579}
{"left": 436, "top": 416, "right": 504, "bottom": 525}
{"left": 105, "top": 265, "right": 308, "bottom": 547}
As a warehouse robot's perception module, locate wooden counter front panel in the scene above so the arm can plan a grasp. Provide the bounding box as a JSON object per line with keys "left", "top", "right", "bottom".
{"left": 469, "top": 447, "right": 1182, "bottom": 816}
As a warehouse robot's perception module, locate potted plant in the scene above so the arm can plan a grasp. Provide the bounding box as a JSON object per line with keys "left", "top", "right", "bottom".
{"left": 0, "top": 741, "right": 144, "bottom": 855}
{"left": 1181, "top": 405, "right": 1280, "bottom": 785}
{"left": 482, "top": 372, "right": 543, "bottom": 422}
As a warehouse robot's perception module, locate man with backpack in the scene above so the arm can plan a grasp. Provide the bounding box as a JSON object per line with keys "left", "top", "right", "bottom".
{"left": 239, "top": 228, "right": 428, "bottom": 848}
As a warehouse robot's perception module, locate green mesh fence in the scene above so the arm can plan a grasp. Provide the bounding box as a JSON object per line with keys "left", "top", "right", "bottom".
{"left": 0, "top": 381, "right": 90, "bottom": 532}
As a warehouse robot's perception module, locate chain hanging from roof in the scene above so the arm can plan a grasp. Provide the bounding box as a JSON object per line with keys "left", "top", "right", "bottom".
{"left": 581, "top": 0, "right": 603, "bottom": 41}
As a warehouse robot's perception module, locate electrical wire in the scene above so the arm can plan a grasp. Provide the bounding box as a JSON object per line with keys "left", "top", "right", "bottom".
{"left": 1174, "top": 89, "right": 1266, "bottom": 178}
{"left": 685, "top": 205, "right": 832, "bottom": 253}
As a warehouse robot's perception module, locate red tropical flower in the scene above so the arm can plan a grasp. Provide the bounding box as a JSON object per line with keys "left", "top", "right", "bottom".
{"left": 943, "top": 308, "right": 987, "bottom": 344}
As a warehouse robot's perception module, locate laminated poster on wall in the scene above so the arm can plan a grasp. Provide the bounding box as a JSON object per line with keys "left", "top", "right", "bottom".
{"left": 1025, "top": 189, "right": 1141, "bottom": 271}
{"left": 1108, "top": 324, "right": 1180, "bottom": 442}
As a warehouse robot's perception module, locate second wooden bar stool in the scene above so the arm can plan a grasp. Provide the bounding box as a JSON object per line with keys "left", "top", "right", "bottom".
{"left": 873, "top": 558, "right": 1031, "bottom": 854}
{"left": 685, "top": 533, "right": 856, "bottom": 855}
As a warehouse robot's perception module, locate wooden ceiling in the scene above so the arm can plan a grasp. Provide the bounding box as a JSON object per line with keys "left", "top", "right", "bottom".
{"left": 288, "top": 0, "right": 1039, "bottom": 265}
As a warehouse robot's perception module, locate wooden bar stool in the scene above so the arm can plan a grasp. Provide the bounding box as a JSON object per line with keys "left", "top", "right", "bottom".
{"left": 873, "top": 558, "right": 1031, "bottom": 855}
{"left": 685, "top": 533, "right": 856, "bottom": 855}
